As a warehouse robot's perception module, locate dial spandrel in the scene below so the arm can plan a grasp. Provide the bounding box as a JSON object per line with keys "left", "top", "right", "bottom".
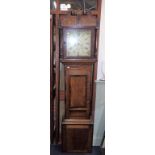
{"left": 66, "top": 29, "right": 91, "bottom": 57}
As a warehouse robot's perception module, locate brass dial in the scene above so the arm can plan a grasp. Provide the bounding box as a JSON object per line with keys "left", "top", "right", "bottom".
{"left": 66, "top": 29, "right": 91, "bottom": 57}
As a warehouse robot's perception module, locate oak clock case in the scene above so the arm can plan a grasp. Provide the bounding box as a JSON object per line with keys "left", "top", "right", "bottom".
{"left": 60, "top": 15, "right": 97, "bottom": 153}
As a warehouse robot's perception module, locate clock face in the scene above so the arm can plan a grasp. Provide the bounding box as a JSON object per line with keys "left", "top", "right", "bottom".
{"left": 65, "top": 29, "right": 92, "bottom": 57}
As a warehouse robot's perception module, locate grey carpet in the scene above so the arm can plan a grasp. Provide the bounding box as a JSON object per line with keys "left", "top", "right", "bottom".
{"left": 51, "top": 145, "right": 103, "bottom": 155}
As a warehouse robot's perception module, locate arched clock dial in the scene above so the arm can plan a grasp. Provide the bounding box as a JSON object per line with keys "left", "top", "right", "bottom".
{"left": 65, "top": 29, "right": 92, "bottom": 57}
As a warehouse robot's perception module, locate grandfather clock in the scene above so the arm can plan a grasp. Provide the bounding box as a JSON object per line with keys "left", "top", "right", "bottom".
{"left": 50, "top": 0, "right": 102, "bottom": 153}
{"left": 60, "top": 14, "right": 98, "bottom": 152}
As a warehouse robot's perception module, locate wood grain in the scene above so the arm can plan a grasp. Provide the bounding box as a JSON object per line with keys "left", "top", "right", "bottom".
{"left": 65, "top": 65, "right": 93, "bottom": 119}
{"left": 62, "top": 119, "right": 93, "bottom": 153}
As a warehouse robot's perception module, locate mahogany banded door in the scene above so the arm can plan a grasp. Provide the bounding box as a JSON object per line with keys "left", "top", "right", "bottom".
{"left": 65, "top": 65, "right": 93, "bottom": 119}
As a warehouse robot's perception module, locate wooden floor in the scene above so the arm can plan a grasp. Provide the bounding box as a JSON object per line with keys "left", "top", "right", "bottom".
{"left": 51, "top": 145, "right": 104, "bottom": 155}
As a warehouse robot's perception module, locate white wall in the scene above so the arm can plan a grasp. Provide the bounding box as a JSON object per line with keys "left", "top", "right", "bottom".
{"left": 93, "top": 0, "right": 105, "bottom": 146}
{"left": 93, "top": 81, "right": 105, "bottom": 146}
{"left": 97, "top": 0, "right": 105, "bottom": 80}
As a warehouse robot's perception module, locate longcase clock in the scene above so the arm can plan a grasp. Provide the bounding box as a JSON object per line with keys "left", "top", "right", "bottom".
{"left": 60, "top": 15, "right": 98, "bottom": 153}
{"left": 50, "top": 0, "right": 102, "bottom": 153}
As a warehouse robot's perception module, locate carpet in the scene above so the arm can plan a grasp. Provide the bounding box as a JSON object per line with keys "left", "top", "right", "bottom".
{"left": 51, "top": 145, "right": 103, "bottom": 155}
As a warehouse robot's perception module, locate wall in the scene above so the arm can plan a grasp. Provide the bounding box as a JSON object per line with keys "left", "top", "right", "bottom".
{"left": 93, "top": 0, "right": 105, "bottom": 146}
{"left": 97, "top": 0, "right": 105, "bottom": 80}
{"left": 93, "top": 80, "right": 105, "bottom": 146}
